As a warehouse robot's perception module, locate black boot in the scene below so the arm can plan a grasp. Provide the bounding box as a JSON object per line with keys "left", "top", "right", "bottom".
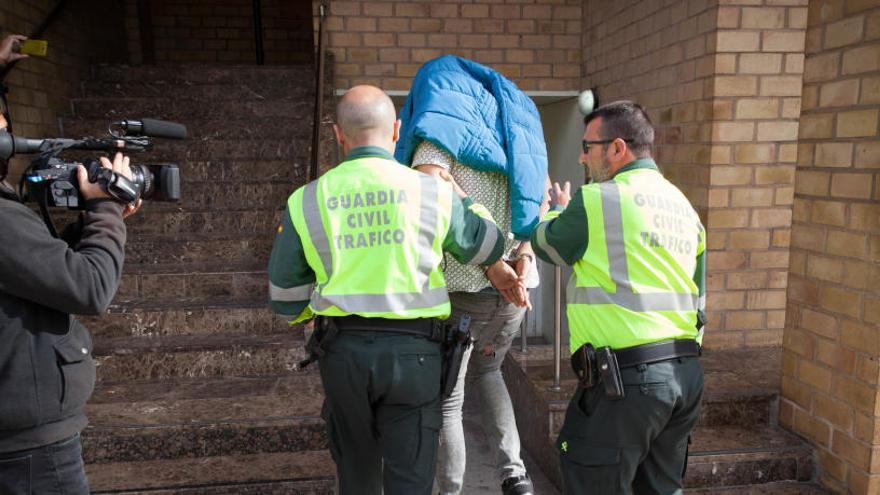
{"left": 501, "top": 474, "right": 534, "bottom": 495}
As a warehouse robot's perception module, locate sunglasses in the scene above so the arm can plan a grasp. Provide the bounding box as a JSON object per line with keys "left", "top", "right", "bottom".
{"left": 582, "top": 138, "right": 634, "bottom": 153}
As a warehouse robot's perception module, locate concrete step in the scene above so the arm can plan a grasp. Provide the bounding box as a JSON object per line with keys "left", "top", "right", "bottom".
{"left": 64, "top": 117, "right": 313, "bottom": 143}
{"left": 504, "top": 346, "right": 816, "bottom": 491}
{"left": 685, "top": 425, "right": 813, "bottom": 488}
{"left": 82, "top": 80, "right": 314, "bottom": 101}
{"left": 91, "top": 64, "right": 316, "bottom": 86}
{"left": 506, "top": 346, "right": 781, "bottom": 436}
{"left": 84, "top": 373, "right": 324, "bottom": 463}
{"left": 84, "top": 373, "right": 331, "bottom": 492}
{"left": 88, "top": 451, "right": 334, "bottom": 494}
{"left": 148, "top": 180, "right": 294, "bottom": 209}
{"left": 124, "top": 207, "right": 283, "bottom": 235}
{"left": 78, "top": 300, "right": 293, "bottom": 339}
{"left": 181, "top": 159, "right": 309, "bottom": 182}
{"left": 58, "top": 137, "right": 310, "bottom": 162}
{"left": 92, "top": 333, "right": 306, "bottom": 383}
{"left": 124, "top": 233, "right": 274, "bottom": 265}
{"left": 71, "top": 98, "right": 315, "bottom": 123}
{"left": 115, "top": 267, "right": 267, "bottom": 306}
{"left": 690, "top": 481, "right": 830, "bottom": 493}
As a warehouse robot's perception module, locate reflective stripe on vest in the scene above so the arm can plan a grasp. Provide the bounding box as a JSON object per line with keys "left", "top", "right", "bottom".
{"left": 470, "top": 217, "right": 499, "bottom": 265}
{"left": 300, "top": 173, "right": 447, "bottom": 313}
{"left": 269, "top": 281, "right": 315, "bottom": 302}
{"left": 535, "top": 221, "right": 566, "bottom": 265}
{"left": 566, "top": 181, "right": 699, "bottom": 312}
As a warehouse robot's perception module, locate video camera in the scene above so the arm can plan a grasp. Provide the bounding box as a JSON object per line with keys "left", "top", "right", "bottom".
{"left": 0, "top": 118, "right": 186, "bottom": 236}
{"left": 0, "top": 118, "right": 185, "bottom": 208}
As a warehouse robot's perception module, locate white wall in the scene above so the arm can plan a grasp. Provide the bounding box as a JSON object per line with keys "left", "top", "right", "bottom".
{"left": 525, "top": 96, "right": 585, "bottom": 345}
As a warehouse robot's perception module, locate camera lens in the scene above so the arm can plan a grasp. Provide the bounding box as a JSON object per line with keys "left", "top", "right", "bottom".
{"left": 129, "top": 165, "right": 155, "bottom": 199}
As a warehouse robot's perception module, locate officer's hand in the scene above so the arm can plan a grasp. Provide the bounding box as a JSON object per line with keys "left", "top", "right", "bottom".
{"left": 415, "top": 164, "right": 467, "bottom": 198}
{"left": 550, "top": 181, "right": 571, "bottom": 208}
{"left": 0, "top": 35, "right": 28, "bottom": 65}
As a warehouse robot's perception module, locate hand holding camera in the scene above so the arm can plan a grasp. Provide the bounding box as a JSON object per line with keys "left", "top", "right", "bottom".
{"left": 76, "top": 153, "right": 142, "bottom": 218}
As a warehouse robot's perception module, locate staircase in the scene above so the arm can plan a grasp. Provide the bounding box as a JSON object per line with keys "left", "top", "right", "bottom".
{"left": 66, "top": 64, "right": 335, "bottom": 493}
{"left": 504, "top": 345, "right": 830, "bottom": 493}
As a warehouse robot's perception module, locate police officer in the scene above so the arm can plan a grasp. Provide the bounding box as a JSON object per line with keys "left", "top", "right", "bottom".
{"left": 268, "top": 85, "right": 503, "bottom": 495}
{"left": 531, "top": 101, "right": 706, "bottom": 494}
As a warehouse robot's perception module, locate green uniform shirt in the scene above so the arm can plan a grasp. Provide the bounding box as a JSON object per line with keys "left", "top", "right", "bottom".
{"left": 268, "top": 146, "right": 503, "bottom": 317}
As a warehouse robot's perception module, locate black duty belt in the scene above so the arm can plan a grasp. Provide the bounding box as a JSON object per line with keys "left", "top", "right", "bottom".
{"left": 615, "top": 339, "right": 701, "bottom": 368}
{"left": 328, "top": 315, "right": 442, "bottom": 341}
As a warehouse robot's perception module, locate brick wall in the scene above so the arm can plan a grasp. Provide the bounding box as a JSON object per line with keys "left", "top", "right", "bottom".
{"left": 315, "top": 0, "right": 582, "bottom": 91}
{"left": 582, "top": 0, "right": 718, "bottom": 215}
{"left": 703, "top": 1, "right": 807, "bottom": 348}
{"left": 779, "top": 1, "right": 880, "bottom": 492}
{"left": 582, "top": 0, "right": 807, "bottom": 350}
{"left": 1, "top": 0, "right": 127, "bottom": 178}
{"left": 134, "top": 0, "right": 312, "bottom": 64}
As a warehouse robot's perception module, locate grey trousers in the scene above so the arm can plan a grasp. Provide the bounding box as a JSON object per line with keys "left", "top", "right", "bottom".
{"left": 437, "top": 291, "right": 528, "bottom": 495}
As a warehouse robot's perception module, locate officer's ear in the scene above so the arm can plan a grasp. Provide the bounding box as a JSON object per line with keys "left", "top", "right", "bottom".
{"left": 332, "top": 123, "right": 345, "bottom": 149}
{"left": 391, "top": 119, "right": 401, "bottom": 144}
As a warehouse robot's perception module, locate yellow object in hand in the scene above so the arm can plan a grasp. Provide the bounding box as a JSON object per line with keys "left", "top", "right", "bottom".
{"left": 17, "top": 40, "right": 48, "bottom": 57}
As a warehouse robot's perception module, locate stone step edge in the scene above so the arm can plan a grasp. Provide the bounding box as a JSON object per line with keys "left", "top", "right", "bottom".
{"left": 688, "top": 443, "right": 812, "bottom": 458}
{"left": 530, "top": 378, "right": 778, "bottom": 411}
{"left": 103, "top": 299, "right": 272, "bottom": 312}
{"left": 86, "top": 449, "right": 334, "bottom": 493}
{"left": 85, "top": 414, "right": 323, "bottom": 432}
{"left": 91, "top": 333, "right": 302, "bottom": 356}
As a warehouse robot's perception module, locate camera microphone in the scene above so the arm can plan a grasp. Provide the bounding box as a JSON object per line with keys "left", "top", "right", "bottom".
{"left": 113, "top": 119, "right": 188, "bottom": 140}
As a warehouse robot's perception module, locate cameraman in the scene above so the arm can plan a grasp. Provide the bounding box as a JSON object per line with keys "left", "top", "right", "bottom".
{"left": 0, "top": 110, "right": 140, "bottom": 493}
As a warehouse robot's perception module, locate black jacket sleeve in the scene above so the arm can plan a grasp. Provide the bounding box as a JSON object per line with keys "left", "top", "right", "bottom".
{"left": 0, "top": 198, "right": 126, "bottom": 315}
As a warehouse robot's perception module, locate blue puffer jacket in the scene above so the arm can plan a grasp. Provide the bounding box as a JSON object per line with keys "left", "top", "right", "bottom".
{"left": 395, "top": 55, "right": 548, "bottom": 240}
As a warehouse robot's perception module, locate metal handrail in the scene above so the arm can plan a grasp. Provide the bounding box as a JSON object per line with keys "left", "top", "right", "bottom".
{"left": 310, "top": 2, "right": 328, "bottom": 182}
{"left": 549, "top": 265, "right": 562, "bottom": 392}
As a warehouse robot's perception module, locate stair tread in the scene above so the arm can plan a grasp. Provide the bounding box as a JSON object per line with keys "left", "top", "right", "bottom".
{"left": 102, "top": 298, "right": 271, "bottom": 312}
{"left": 690, "top": 481, "right": 830, "bottom": 494}
{"left": 509, "top": 345, "right": 781, "bottom": 408}
{"left": 87, "top": 373, "right": 322, "bottom": 427}
{"left": 94, "top": 331, "right": 303, "bottom": 355}
{"left": 690, "top": 425, "right": 808, "bottom": 456}
{"left": 92, "top": 332, "right": 303, "bottom": 356}
{"left": 121, "top": 261, "right": 266, "bottom": 275}
{"left": 87, "top": 450, "right": 334, "bottom": 492}
{"left": 127, "top": 231, "right": 276, "bottom": 242}
{"left": 92, "top": 64, "right": 317, "bottom": 81}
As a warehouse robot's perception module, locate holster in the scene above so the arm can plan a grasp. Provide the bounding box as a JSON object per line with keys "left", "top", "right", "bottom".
{"left": 570, "top": 343, "right": 625, "bottom": 400}
{"left": 441, "top": 314, "right": 473, "bottom": 399}
{"left": 296, "top": 316, "right": 338, "bottom": 371}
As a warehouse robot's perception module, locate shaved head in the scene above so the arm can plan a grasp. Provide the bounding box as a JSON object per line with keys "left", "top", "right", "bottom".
{"left": 334, "top": 85, "right": 399, "bottom": 154}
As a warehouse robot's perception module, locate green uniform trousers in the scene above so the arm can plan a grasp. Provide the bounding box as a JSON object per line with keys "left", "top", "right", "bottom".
{"left": 317, "top": 330, "right": 443, "bottom": 495}
{"left": 556, "top": 356, "right": 703, "bottom": 495}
